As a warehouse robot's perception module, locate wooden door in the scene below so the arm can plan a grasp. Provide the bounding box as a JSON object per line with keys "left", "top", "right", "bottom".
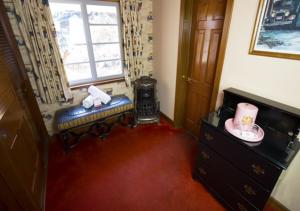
{"left": 184, "top": 0, "right": 227, "bottom": 136}
{"left": 0, "top": 16, "right": 44, "bottom": 211}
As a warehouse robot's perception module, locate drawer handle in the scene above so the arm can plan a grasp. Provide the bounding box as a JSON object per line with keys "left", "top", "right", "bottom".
{"left": 201, "top": 151, "right": 210, "bottom": 160}
{"left": 204, "top": 133, "right": 214, "bottom": 141}
{"left": 251, "top": 164, "right": 265, "bottom": 175}
{"left": 198, "top": 167, "right": 207, "bottom": 175}
{"left": 237, "top": 202, "right": 248, "bottom": 211}
{"left": 243, "top": 185, "right": 256, "bottom": 196}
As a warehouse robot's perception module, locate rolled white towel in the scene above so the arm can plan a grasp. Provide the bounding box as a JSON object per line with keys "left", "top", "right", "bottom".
{"left": 82, "top": 95, "right": 94, "bottom": 109}
{"left": 88, "top": 85, "right": 111, "bottom": 104}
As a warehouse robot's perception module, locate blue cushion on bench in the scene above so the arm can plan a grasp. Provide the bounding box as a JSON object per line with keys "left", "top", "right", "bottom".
{"left": 56, "top": 95, "right": 133, "bottom": 131}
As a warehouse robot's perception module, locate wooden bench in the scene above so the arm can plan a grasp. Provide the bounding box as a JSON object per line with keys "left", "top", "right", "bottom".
{"left": 55, "top": 95, "right": 135, "bottom": 151}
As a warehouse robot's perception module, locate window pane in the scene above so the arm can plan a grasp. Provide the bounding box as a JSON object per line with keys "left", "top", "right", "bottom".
{"left": 49, "top": 2, "right": 91, "bottom": 82}
{"left": 93, "top": 44, "right": 121, "bottom": 61}
{"left": 50, "top": 3, "right": 87, "bottom": 44}
{"left": 50, "top": 2, "right": 124, "bottom": 83}
{"left": 90, "top": 26, "right": 119, "bottom": 43}
{"left": 96, "top": 60, "right": 122, "bottom": 77}
{"left": 65, "top": 63, "right": 92, "bottom": 82}
{"left": 87, "top": 5, "right": 118, "bottom": 24}
{"left": 63, "top": 44, "right": 90, "bottom": 64}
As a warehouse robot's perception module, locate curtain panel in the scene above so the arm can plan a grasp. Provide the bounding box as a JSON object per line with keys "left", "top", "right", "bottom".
{"left": 5, "top": 0, "right": 71, "bottom": 104}
{"left": 120, "top": 0, "right": 144, "bottom": 86}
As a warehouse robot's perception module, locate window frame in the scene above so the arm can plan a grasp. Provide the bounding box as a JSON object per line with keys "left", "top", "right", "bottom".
{"left": 49, "top": 0, "right": 124, "bottom": 87}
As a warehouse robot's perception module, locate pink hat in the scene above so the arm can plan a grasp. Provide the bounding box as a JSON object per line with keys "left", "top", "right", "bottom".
{"left": 234, "top": 103, "right": 258, "bottom": 131}
{"left": 225, "top": 103, "right": 264, "bottom": 142}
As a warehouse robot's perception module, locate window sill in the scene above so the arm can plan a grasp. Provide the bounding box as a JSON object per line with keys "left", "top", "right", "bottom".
{"left": 70, "top": 77, "right": 125, "bottom": 90}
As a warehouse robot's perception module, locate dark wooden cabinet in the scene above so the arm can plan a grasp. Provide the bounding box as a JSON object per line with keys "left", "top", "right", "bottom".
{"left": 0, "top": 0, "right": 47, "bottom": 210}
{"left": 195, "top": 124, "right": 273, "bottom": 210}
{"left": 193, "top": 88, "right": 300, "bottom": 211}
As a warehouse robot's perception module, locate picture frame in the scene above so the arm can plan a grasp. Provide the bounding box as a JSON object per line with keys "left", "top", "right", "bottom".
{"left": 249, "top": 0, "right": 300, "bottom": 60}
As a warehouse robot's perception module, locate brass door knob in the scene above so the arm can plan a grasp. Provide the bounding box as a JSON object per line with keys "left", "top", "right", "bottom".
{"left": 182, "top": 75, "right": 192, "bottom": 83}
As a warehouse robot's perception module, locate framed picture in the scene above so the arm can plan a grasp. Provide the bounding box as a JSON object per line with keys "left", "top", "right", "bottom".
{"left": 249, "top": 0, "right": 300, "bottom": 60}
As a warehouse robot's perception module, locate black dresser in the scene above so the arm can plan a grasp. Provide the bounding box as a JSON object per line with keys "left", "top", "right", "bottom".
{"left": 193, "top": 88, "right": 300, "bottom": 211}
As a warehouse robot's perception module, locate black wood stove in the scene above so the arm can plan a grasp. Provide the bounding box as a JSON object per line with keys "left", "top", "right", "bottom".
{"left": 134, "top": 76, "right": 160, "bottom": 124}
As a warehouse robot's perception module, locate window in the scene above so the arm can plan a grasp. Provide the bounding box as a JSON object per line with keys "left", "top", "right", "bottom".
{"left": 49, "top": 0, "right": 124, "bottom": 86}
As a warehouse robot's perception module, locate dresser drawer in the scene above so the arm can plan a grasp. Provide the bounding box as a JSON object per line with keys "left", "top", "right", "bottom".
{"left": 199, "top": 123, "right": 281, "bottom": 190}
{"left": 195, "top": 150, "right": 258, "bottom": 211}
{"left": 195, "top": 172, "right": 258, "bottom": 211}
{"left": 226, "top": 186, "right": 259, "bottom": 211}
{"left": 197, "top": 144, "right": 270, "bottom": 209}
{"left": 194, "top": 156, "right": 234, "bottom": 210}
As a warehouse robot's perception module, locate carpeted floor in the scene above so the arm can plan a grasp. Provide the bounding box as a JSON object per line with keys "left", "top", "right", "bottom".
{"left": 46, "top": 118, "right": 275, "bottom": 211}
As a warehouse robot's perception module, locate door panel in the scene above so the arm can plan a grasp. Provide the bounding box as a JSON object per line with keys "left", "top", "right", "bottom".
{"left": 197, "top": 0, "right": 209, "bottom": 21}
{"left": 10, "top": 119, "right": 38, "bottom": 191}
{"left": 212, "top": 0, "right": 227, "bottom": 20}
{"left": 184, "top": 0, "right": 226, "bottom": 136}
{"left": 190, "top": 30, "right": 205, "bottom": 81}
{"left": 206, "top": 30, "right": 222, "bottom": 83}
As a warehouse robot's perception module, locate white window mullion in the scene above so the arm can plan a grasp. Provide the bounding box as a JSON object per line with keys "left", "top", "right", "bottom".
{"left": 116, "top": 2, "right": 124, "bottom": 76}
{"left": 81, "top": 0, "right": 98, "bottom": 81}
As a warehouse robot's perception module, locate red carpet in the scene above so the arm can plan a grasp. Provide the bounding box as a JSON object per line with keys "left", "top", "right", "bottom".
{"left": 46, "top": 118, "right": 275, "bottom": 211}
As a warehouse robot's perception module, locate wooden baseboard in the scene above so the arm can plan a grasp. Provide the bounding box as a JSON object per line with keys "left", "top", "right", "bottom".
{"left": 266, "top": 197, "right": 289, "bottom": 211}
{"left": 159, "top": 112, "right": 175, "bottom": 126}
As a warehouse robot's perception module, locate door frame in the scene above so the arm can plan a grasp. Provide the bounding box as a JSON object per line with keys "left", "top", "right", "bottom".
{"left": 173, "top": 0, "right": 234, "bottom": 127}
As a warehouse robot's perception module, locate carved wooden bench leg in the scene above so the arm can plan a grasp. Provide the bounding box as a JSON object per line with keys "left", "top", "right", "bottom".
{"left": 59, "top": 109, "right": 136, "bottom": 151}
{"left": 119, "top": 110, "right": 136, "bottom": 128}
{"left": 60, "top": 130, "right": 82, "bottom": 152}
{"left": 118, "top": 113, "right": 126, "bottom": 126}
{"left": 128, "top": 110, "right": 137, "bottom": 128}
{"left": 95, "top": 121, "right": 112, "bottom": 140}
{"left": 60, "top": 131, "right": 70, "bottom": 152}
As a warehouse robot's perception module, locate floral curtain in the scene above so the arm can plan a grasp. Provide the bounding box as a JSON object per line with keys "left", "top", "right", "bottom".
{"left": 5, "top": 0, "right": 71, "bottom": 104}
{"left": 120, "top": 0, "right": 144, "bottom": 86}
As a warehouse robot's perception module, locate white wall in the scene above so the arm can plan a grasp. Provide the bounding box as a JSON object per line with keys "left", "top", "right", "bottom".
{"left": 153, "top": 0, "right": 300, "bottom": 208}
{"left": 217, "top": 0, "right": 300, "bottom": 109}
{"left": 153, "top": 0, "right": 181, "bottom": 120}
{"left": 218, "top": 0, "right": 300, "bottom": 210}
